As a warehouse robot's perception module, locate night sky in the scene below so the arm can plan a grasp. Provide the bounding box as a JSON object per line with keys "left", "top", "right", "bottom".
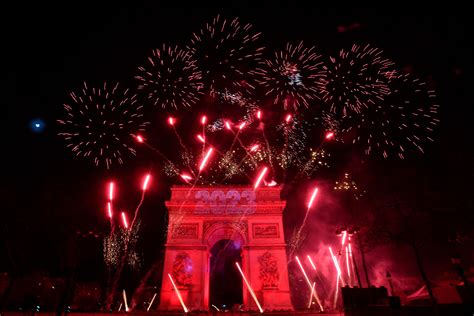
{"left": 2, "top": 0, "right": 473, "bottom": 304}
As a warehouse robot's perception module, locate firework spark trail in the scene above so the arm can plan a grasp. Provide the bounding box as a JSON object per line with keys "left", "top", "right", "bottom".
{"left": 348, "top": 242, "right": 357, "bottom": 286}
{"left": 307, "top": 255, "right": 317, "bottom": 271}
{"left": 147, "top": 293, "right": 157, "bottom": 312}
{"left": 129, "top": 261, "right": 162, "bottom": 310}
{"left": 121, "top": 212, "right": 129, "bottom": 229}
{"left": 253, "top": 166, "right": 268, "bottom": 189}
{"left": 346, "top": 246, "right": 352, "bottom": 286}
{"left": 308, "top": 282, "right": 316, "bottom": 308}
{"left": 122, "top": 289, "right": 129, "bottom": 312}
{"left": 201, "top": 116, "right": 207, "bottom": 156}
{"left": 295, "top": 256, "right": 324, "bottom": 311}
{"left": 106, "top": 174, "right": 152, "bottom": 309}
{"left": 333, "top": 273, "right": 340, "bottom": 309}
{"left": 138, "top": 137, "right": 174, "bottom": 164}
{"left": 289, "top": 188, "right": 318, "bottom": 259}
{"left": 236, "top": 262, "right": 264, "bottom": 313}
{"left": 130, "top": 173, "right": 151, "bottom": 231}
{"left": 296, "top": 132, "right": 333, "bottom": 179}
{"left": 329, "top": 246, "right": 345, "bottom": 286}
{"left": 170, "top": 120, "right": 195, "bottom": 176}
{"left": 168, "top": 274, "right": 188, "bottom": 313}
{"left": 260, "top": 123, "right": 276, "bottom": 175}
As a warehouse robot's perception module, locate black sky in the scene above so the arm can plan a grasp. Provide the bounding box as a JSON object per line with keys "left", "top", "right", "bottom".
{"left": 1, "top": 1, "right": 473, "bottom": 277}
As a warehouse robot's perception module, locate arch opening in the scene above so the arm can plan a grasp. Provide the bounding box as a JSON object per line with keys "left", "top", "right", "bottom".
{"left": 209, "top": 239, "right": 243, "bottom": 310}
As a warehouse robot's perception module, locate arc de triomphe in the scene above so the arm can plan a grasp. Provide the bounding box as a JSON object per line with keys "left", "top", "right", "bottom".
{"left": 159, "top": 186, "right": 293, "bottom": 311}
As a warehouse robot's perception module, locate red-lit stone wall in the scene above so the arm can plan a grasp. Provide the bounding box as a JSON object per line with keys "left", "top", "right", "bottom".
{"left": 159, "top": 186, "right": 293, "bottom": 311}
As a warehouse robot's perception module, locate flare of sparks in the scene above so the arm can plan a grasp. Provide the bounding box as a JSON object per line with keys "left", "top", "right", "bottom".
{"left": 258, "top": 41, "right": 326, "bottom": 109}
{"left": 57, "top": 82, "right": 149, "bottom": 169}
{"left": 188, "top": 14, "right": 264, "bottom": 96}
{"left": 235, "top": 262, "right": 264, "bottom": 313}
{"left": 341, "top": 73, "right": 440, "bottom": 159}
{"left": 320, "top": 44, "right": 396, "bottom": 117}
{"left": 135, "top": 44, "right": 203, "bottom": 109}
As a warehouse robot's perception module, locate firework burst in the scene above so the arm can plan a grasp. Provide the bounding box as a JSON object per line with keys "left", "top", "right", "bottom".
{"left": 320, "top": 44, "right": 396, "bottom": 116}
{"left": 258, "top": 41, "right": 326, "bottom": 109}
{"left": 57, "top": 82, "right": 149, "bottom": 169}
{"left": 188, "top": 15, "right": 264, "bottom": 96}
{"left": 341, "top": 73, "right": 440, "bottom": 159}
{"left": 135, "top": 44, "right": 203, "bottom": 109}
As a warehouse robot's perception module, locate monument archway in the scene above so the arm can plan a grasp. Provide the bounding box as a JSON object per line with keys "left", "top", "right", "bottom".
{"left": 159, "top": 186, "right": 293, "bottom": 311}
{"left": 209, "top": 239, "right": 243, "bottom": 309}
